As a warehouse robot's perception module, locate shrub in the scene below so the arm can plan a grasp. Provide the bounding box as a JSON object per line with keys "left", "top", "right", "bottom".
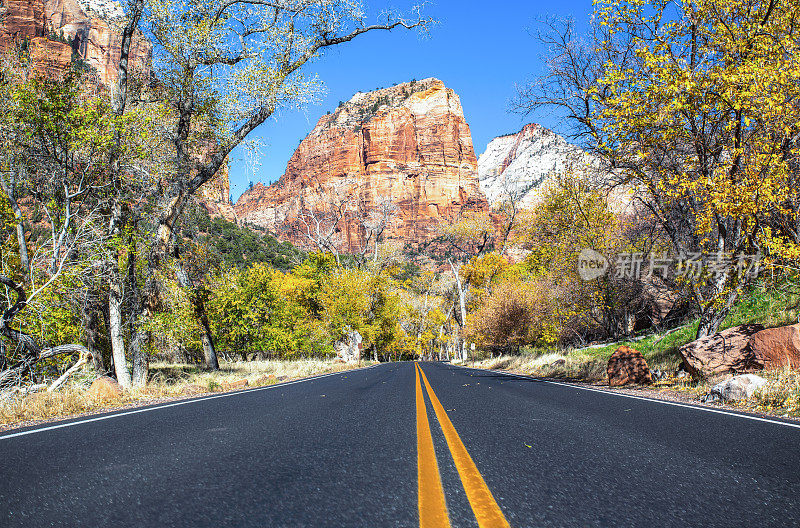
{"left": 466, "top": 280, "right": 561, "bottom": 352}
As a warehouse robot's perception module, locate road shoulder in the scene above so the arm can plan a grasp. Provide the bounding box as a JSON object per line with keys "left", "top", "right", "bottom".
{"left": 447, "top": 361, "right": 800, "bottom": 425}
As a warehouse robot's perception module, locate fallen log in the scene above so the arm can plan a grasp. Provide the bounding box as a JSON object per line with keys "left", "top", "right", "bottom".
{"left": 0, "top": 344, "right": 94, "bottom": 391}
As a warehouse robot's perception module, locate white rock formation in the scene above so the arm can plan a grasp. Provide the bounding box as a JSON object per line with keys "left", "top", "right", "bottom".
{"left": 477, "top": 123, "right": 602, "bottom": 208}
{"left": 78, "top": 0, "right": 124, "bottom": 21}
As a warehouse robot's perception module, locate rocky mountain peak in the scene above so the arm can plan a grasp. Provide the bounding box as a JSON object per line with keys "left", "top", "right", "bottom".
{"left": 478, "top": 123, "right": 600, "bottom": 207}
{"left": 235, "top": 78, "right": 489, "bottom": 250}
{"left": 316, "top": 78, "right": 459, "bottom": 132}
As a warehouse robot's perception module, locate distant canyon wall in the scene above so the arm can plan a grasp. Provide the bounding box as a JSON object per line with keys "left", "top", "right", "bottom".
{"left": 235, "top": 78, "right": 490, "bottom": 251}
{"left": 477, "top": 123, "right": 632, "bottom": 214}
{"left": 0, "top": 0, "right": 150, "bottom": 85}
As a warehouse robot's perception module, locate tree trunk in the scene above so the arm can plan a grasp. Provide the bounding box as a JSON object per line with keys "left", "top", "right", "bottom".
{"left": 174, "top": 259, "right": 219, "bottom": 370}
{"left": 108, "top": 269, "right": 132, "bottom": 390}
{"left": 126, "top": 245, "right": 150, "bottom": 387}
{"left": 82, "top": 296, "right": 104, "bottom": 374}
{"left": 150, "top": 188, "right": 219, "bottom": 371}
{"left": 0, "top": 344, "right": 94, "bottom": 391}
{"left": 101, "top": 0, "right": 144, "bottom": 391}
{"left": 448, "top": 259, "right": 469, "bottom": 361}
{"left": 198, "top": 307, "right": 219, "bottom": 370}
{"left": 695, "top": 265, "right": 739, "bottom": 339}
{"left": 112, "top": 0, "right": 144, "bottom": 117}
{"left": 129, "top": 320, "right": 148, "bottom": 387}
{"left": 0, "top": 170, "right": 30, "bottom": 277}
{"left": 696, "top": 305, "right": 732, "bottom": 339}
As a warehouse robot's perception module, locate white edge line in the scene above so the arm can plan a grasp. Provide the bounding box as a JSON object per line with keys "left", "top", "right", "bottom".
{"left": 448, "top": 363, "right": 800, "bottom": 430}
{"left": 0, "top": 364, "right": 380, "bottom": 441}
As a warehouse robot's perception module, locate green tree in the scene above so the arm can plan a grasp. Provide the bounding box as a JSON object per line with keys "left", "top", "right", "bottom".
{"left": 208, "top": 263, "right": 315, "bottom": 359}
{"left": 0, "top": 70, "right": 117, "bottom": 389}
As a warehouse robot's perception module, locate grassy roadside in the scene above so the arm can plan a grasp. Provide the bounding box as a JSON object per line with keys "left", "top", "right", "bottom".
{"left": 453, "top": 355, "right": 800, "bottom": 419}
{"left": 455, "top": 282, "right": 800, "bottom": 418}
{"left": 0, "top": 358, "right": 374, "bottom": 431}
{"left": 548, "top": 281, "right": 800, "bottom": 380}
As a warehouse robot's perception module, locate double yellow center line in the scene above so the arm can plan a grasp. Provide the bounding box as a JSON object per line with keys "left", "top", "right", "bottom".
{"left": 415, "top": 362, "right": 511, "bottom": 528}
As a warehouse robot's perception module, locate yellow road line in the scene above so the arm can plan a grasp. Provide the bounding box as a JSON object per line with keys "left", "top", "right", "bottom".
{"left": 418, "top": 364, "right": 511, "bottom": 528}
{"left": 416, "top": 363, "right": 451, "bottom": 528}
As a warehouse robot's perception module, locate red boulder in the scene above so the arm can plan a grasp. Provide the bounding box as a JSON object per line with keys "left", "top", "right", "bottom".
{"left": 87, "top": 376, "right": 123, "bottom": 401}
{"left": 221, "top": 379, "right": 249, "bottom": 391}
{"left": 748, "top": 323, "right": 800, "bottom": 371}
{"left": 678, "top": 324, "right": 764, "bottom": 377}
{"left": 607, "top": 346, "right": 652, "bottom": 386}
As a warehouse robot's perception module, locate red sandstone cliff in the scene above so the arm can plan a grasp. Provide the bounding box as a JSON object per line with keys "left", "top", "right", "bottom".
{"left": 196, "top": 168, "right": 236, "bottom": 222}
{"left": 0, "top": 0, "right": 230, "bottom": 220}
{"left": 0, "top": 0, "right": 150, "bottom": 85}
{"left": 0, "top": 0, "right": 71, "bottom": 79}
{"left": 27, "top": 36, "right": 72, "bottom": 79}
{"left": 196, "top": 140, "right": 236, "bottom": 222}
{"left": 0, "top": 1, "right": 46, "bottom": 54}
{"left": 234, "top": 78, "right": 489, "bottom": 251}
{"left": 43, "top": 0, "right": 151, "bottom": 86}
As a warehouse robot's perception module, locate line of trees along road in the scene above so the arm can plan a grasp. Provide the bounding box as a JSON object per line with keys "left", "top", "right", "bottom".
{"left": 0, "top": 0, "right": 433, "bottom": 391}
{"left": 406, "top": 0, "right": 800, "bottom": 356}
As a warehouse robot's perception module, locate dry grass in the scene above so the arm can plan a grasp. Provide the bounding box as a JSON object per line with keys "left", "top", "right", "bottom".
{"left": 0, "top": 358, "right": 372, "bottom": 430}
{"left": 147, "top": 358, "right": 371, "bottom": 391}
{"left": 741, "top": 369, "right": 800, "bottom": 417}
{"left": 453, "top": 351, "right": 607, "bottom": 382}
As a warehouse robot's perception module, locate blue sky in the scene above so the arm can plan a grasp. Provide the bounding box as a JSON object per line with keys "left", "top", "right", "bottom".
{"left": 227, "top": 0, "right": 594, "bottom": 201}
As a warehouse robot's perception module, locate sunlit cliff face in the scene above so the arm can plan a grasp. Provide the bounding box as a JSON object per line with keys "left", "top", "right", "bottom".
{"left": 234, "top": 78, "right": 490, "bottom": 251}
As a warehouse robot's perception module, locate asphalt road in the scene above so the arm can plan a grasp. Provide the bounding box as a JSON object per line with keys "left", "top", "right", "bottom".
{"left": 2, "top": 361, "right": 800, "bottom": 527}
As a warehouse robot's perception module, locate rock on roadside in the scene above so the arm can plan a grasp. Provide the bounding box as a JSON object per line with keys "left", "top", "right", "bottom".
{"left": 748, "top": 323, "right": 800, "bottom": 371}
{"left": 607, "top": 346, "right": 652, "bottom": 386}
{"left": 86, "top": 376, "right": 123, "bottom": 401}
{"left": 678, "top": 324, "right": 765, "bottom": 377}
{"left": 704, "top": 374, "right": 768, "bottom": 403}
{"left": 221, "top": 379, "right": 249, "bottom": 391}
